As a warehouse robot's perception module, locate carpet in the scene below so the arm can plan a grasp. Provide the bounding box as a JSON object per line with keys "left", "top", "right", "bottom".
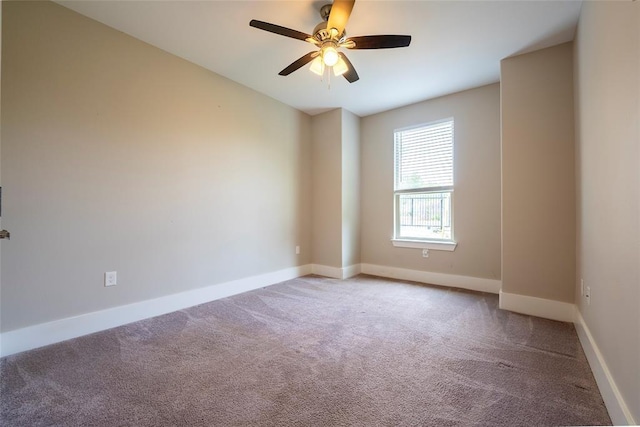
{"left": 0, "top": 274, "right": 611, "bottom": 426}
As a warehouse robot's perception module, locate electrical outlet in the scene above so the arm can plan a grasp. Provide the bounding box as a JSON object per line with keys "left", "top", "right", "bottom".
{"left": 422, "top": 249, "right": 429, "bottom": 258}
{"left": 295, "top": 246, "right": 300, "bottom": 255}
{"left": 585, "top": 286, "right": 591, "bottom": 306}
{"left": 104, "top": 271, "right": 117, "bottom": 287}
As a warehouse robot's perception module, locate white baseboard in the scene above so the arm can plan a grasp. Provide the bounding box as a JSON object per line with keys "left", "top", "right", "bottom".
{"left": 360, "top": 263, "right": 502, "bottom": 294}
{"left": 0, "top": 264, "right": 312, "bottom": 358}
{"left": 311, "top": 264, "right": 343, "bottom": 279}
{"left": 311, "top": 263, "right": 361, "bottom": 279}
{"left": 342, "top": 264, "right": 362, "bottom": 279}
{"left": 574, "top": 310, "right": 636, "bottom": 426}
{"left": 498, "top": 291, "right": 575, "bottom": 322}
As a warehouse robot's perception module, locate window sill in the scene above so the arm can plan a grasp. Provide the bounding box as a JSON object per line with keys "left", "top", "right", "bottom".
{"left": 391, "top": 239, "right": 458, "bottom": 252}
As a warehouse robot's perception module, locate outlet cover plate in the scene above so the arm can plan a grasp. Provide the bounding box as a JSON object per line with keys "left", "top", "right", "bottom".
{"left": 105, "top": 271, "right": 117, "bottom": 287}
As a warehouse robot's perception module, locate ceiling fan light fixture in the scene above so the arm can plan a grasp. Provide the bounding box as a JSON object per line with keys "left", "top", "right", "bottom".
{"left": 333, "top": 56, "right": 348, "bottom": 76}
{"left": 322, "top": 45, "right": 339, "bottom": 67}
{"left": 310, "top": 56, "right": 325, "bottom": 75}
{"left": 250, "top": 0, "right": 411, "bottom": 85}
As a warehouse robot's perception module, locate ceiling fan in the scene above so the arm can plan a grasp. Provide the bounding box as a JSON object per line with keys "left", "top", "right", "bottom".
{"left": 249, "top": 0, "right": 411, "bottom": 83}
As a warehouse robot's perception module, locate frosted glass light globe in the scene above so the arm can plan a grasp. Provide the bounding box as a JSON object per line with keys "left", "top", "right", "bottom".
{"left": 322, "top": 46, "right": 339, "bottom": 67}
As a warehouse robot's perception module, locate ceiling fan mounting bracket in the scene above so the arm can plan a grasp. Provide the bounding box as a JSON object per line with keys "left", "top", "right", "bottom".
{"left": 319, "top": 4, "right": 332, "bottom": 22}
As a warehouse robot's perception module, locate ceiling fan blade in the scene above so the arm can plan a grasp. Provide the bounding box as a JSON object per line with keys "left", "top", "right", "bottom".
{"left": 339, "top": 53, "right": 359, "bottom": 83}
{"left": 326, "top": 0, "right": 355, "bottom": 38}
{"left": 346, "top": 35, "right": 412, "bottom": 49}
{"left": 279, "top": 52, "right": 319, "bottom": 76}
{"left": 250, "top": 20, "right": 312, "bottom": 42}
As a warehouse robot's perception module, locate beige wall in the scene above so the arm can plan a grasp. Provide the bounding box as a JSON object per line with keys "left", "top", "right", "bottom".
{"left": 1, "top": 1, "right": 312, "bottom": 332}
{"left": 311, "top": 108, "right": 361, "bottom": 271}
{"left": 501, "top": 43, "right": 575, "bottom": 303}
{"left": 360, "top": 84, "right": 501, "bottom": 279}
{"left": 341, "top": 109, "right": 360, "bottom": 268}
{"left": 574, "top": 1, "right": 639, "bottom": 422}
{"left": 311, "top": 109, "right": 343, "bottom": 268}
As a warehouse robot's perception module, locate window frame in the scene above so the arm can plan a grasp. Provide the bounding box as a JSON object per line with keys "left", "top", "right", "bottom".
{"left": 391, "top": 119, "right": 457, "bottom": 251}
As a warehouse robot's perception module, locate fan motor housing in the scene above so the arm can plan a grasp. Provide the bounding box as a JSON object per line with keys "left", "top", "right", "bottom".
{"left": 313, "top": 22, "right": 331, "bottom": 41}
{"left": 313, "top": 23, "right": 346, "bottom": 42}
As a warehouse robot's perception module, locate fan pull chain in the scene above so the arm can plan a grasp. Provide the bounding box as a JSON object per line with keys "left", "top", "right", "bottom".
{"left": 318, "top": 64, "right": 332, "bottom": 90}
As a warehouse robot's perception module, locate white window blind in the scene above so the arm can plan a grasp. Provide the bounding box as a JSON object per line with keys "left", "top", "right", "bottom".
{"left": 394, "top": 120, "right": 454, "bottom": 191}
{"left": 393, "top": 118, "right": 455, "bottom": 245}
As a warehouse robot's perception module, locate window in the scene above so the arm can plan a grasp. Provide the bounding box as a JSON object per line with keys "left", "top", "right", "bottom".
{"left": 393, "top": 119, "right": 456, "bottom": 251}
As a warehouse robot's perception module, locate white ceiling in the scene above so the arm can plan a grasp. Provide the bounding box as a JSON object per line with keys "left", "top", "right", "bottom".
{"left": 56, "top": 0, "right": 583, "bottom": 117}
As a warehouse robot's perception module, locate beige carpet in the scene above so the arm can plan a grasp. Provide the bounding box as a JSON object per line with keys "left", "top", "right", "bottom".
{"left": 1, "top": 274, "right": 611, "bottom": 426}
